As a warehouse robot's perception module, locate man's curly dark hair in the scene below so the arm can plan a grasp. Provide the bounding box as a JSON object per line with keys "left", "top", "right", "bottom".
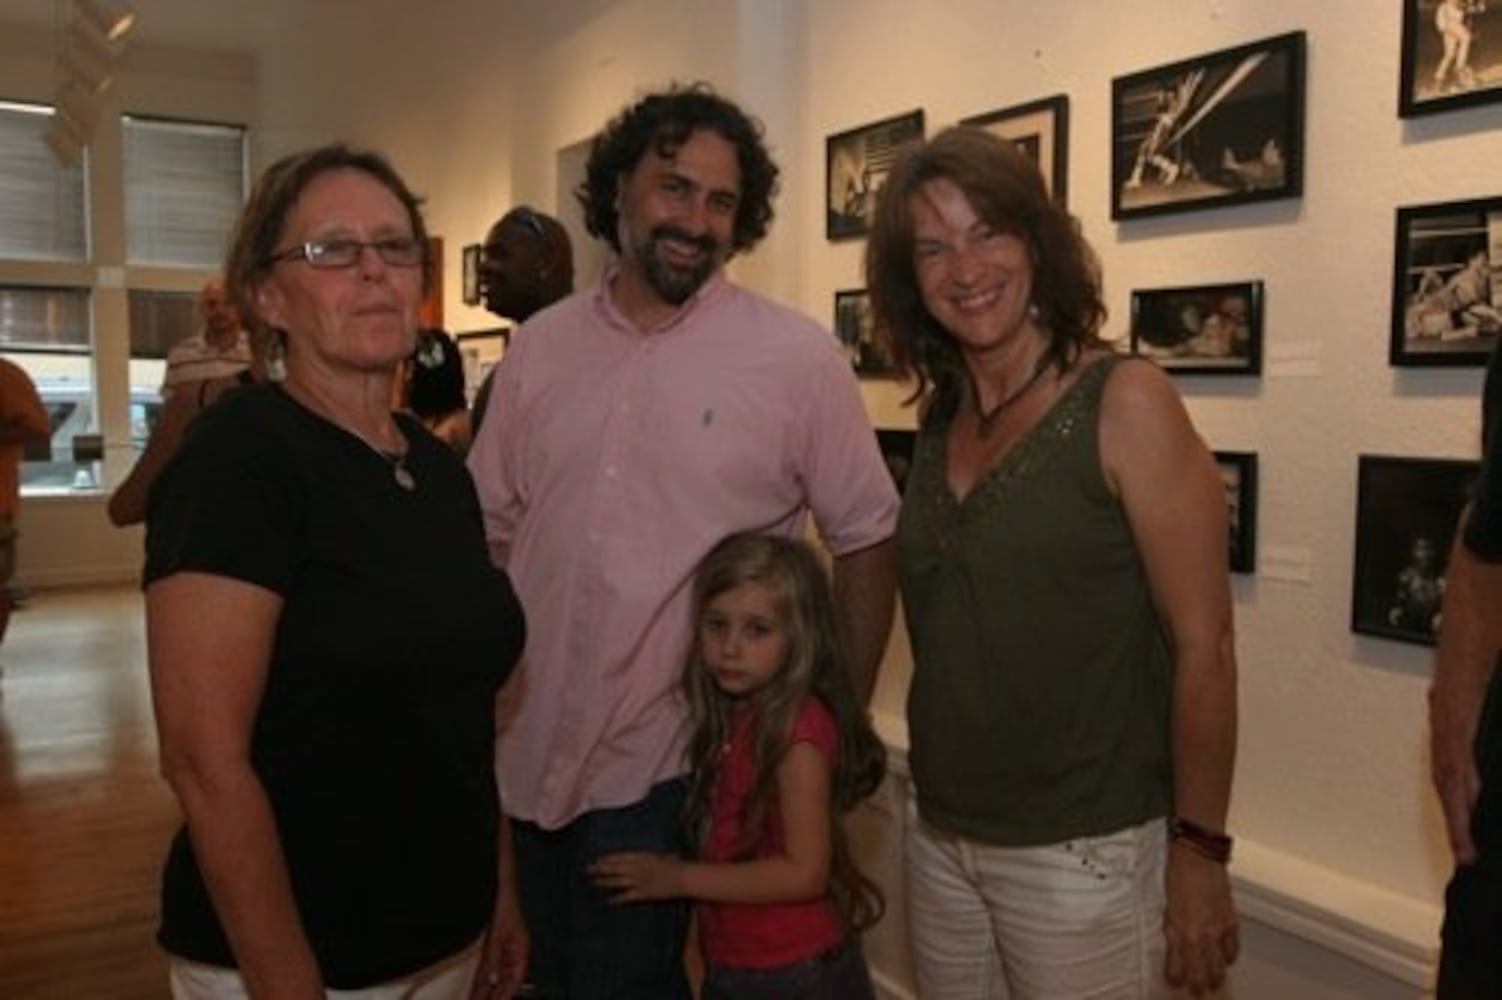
{"left": 577, "top": 82, "right": 780, "bottom": 255}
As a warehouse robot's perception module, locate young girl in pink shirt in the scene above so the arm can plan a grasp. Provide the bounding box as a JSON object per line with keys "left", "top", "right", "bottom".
{"left": 591, "top": 532, "right": 886, "bottom": 998}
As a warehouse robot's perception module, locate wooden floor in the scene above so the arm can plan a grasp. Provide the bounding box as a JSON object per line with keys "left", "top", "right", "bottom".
{"left": 0, "top": 585, "right": 176, "bottom": 999}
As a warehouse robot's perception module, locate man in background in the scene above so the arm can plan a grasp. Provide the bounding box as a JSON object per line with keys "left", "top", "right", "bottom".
{"left": 470, "top": 207, "right": 574, "bottom": 432}
{"left": 480, "top": 205, "right": 574, "bottom": 325}
{"left": 160, "top": 277, "right": 251, "bottom": 398}
{"left": 1432, "top": 340, "right": 1502, "bottom": 999}
{"left": 0, "top": 357, "right": 49, "bottom": 658}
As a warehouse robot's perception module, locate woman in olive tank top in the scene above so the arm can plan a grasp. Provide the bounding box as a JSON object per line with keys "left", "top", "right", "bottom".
{"left": 864, "top": 126, "right": 1240, "bottom": 1000}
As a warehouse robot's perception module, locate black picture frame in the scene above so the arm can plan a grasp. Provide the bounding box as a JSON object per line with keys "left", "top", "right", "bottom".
{"left": 455, "top": 327, "right": 510, "bottom": 403}
{"left": 875, "top": 428, "right": 917, "bottom": 495}
{"left": 461, "top": 243, "right": 482, "bottom": 307}
{"left": 1129, "top": 280, "right": 1263, "bottom": 374}
{"left": 961, "top": 94, "right": 1069, "bottom": 208}
{"left": 1400, "top": 1, "right": 1502, "bottom": 117}
{"left": 826, "top": 109, "right": 925, "bottom": 241}
{"left": 834, "top": 288, "right": 897, "bottom": 377}
{"left": 1351, "top": 455, "right": 1478, "bottom": 647}
{"left": 1213, "top": 451, "right": 1258, "bottom": 574}
{"left": 1111, "top": 31, "right": 1305, "bottom": 221}
{"left": 1390, "top": 195, "right": 1502, "bottom": 366}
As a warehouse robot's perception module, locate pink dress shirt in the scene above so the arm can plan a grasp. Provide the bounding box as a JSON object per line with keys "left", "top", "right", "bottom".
{"left": 468, "top": 267, "right": 898, "bottom": 828}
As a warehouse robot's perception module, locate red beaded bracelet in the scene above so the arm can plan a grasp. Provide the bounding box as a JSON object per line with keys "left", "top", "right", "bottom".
{"left": 1168, "top": 816, "right": 1233, "bottom": 864}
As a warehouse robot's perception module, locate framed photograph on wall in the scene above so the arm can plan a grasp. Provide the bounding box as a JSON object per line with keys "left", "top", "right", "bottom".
{"left": 1213, "top": 451, "right": 1258, "bottom": 574}
{"left": 462, "top": 243, "right": 482, "bottom": 306}
{"left": 1351, "top": 455, "right": 1478, "bottom": 647}
{"left": 826, "top": 109, "right": 925, "bottom": 241}
{"left": 456, "top": 327, "right": 510, "bottom": 405}
{"left": 1400, "top": 0, "right": 1502, "bottom": 117}
{"left": 961, "top": 94, "right": 1069, "bottom": 207}
{"left": 1111, "top": 31, "right": 1305, "bottom": 220}
{"left": 1129, "top": 280, "right": 1263, "bottom": 374}
{"left": 834, "top": 288, "right": 897, "bottom": 377}
{"left": 875, "top": 428, "right": 917, "bottom": 495}
{"left": 1391, "top": 195, "right": 1502, "bottom": 366}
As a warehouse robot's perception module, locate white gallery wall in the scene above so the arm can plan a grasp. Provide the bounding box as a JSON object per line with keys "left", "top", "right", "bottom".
{"left": 7, "top": 0, "right": 1502, "bottom": 972}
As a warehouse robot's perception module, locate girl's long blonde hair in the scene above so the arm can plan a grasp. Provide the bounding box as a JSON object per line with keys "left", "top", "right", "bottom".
{"left": 682, "top": 532, "right": 888, "bottom": 931}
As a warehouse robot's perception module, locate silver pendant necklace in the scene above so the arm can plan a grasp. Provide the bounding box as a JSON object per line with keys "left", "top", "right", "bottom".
{"left": 347, "top": 425, "right": 416, "bottom": 491}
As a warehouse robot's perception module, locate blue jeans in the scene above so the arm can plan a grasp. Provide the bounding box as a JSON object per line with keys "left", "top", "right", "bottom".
{"left": 701, "top": 940, "right": 875, "bottom": 1000}
{"left": 512, "top": 778, "right": 691, "bottom": 1000}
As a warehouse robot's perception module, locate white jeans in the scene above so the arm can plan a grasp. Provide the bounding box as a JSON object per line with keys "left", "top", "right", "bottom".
{"left": 168, "top": 938, "right": 482, "bottom": 1000}
{"left": 905, "top": 806, "right": 1170, "bottom": 1000}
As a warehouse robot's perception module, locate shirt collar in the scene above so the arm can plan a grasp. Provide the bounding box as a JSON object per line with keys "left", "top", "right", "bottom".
{"left": 593, "top": 259, "right": 729, "bottom": 336}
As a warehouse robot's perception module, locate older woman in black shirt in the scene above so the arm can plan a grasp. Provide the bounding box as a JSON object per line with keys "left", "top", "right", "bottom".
{"left": 145, "top": 144, "right": 526, "bottom": 998}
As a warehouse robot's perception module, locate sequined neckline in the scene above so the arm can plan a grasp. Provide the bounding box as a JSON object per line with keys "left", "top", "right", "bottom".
{"left": 936, "top": 354, "right": 1120, "bottom": 511}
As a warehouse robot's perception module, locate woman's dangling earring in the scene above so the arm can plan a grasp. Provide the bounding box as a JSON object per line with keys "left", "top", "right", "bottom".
{"left": 267, "top": 330, "right": 288, "bottom": 382}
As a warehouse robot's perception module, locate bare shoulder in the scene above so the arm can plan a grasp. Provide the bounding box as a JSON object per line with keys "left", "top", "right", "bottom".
{"left": 1097, "top": 357, "right": 1201, "bottom": 490}
{"left": 1099, "top": 355, "right": 1182, "bottom": 417}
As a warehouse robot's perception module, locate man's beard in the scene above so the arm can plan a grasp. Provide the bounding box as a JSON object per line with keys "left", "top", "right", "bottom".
{"left": 635, "top": 225, "right": 723, "bottom": 305}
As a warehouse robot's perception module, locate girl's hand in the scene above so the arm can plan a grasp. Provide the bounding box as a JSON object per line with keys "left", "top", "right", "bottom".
{"left": 588, "top": 852, "right": 683, "bottom": 902}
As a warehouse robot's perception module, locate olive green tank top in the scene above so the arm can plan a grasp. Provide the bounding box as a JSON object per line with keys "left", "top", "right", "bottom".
{"left": 898, "top": 354, "right": 1172, "bottom": 846}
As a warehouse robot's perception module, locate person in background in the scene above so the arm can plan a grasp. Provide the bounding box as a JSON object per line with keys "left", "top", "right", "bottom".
{"left": 591, "top": 532, "right": 886, "bottom": 999}
{"left": 144, "top": 143, "right": 527, "bottom": 998}
{"left": 108, "top": 328, "right": 275, "bottom": 528}
{"left": 1431, "top": 340, "right": 1502, "bottom": 1000}
{"left": 398, "top": 328, "right": 471, "bottom": 455}
{"left": 467, "top": 83, "right": 899, "bottom": 998}
{"left": 1433, "top": 0, "right": 1479, "bottom": 94}
{"left": 866, "top": 126, "right": 1239, "bottom": 999}
{"left": 471, "top": 207, "right": 575, "bottom": 435}
{"left": 159, "top": 277, "right": 253, "bottom": 399}
{"left": 0, "top": 357, "right": 49, "bottom": 657}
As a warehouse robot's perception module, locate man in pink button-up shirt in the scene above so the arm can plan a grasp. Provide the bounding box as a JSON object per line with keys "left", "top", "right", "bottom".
{"left": 467, "top": 84, "right": 899, "bottom": 998}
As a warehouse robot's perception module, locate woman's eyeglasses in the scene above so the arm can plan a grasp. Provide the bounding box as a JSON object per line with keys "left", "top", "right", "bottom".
{"left": 268, "top": 237, "right": 425, "bottom": 269}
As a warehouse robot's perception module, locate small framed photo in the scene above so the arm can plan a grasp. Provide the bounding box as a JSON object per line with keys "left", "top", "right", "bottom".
{"left": 462, "top": 243, "right": 482, "bottom": 307}
{"left": 826, "top": 109, "right": 925, "bottom": 241}
{"left": 1129, "top": 281, "right": 1263, "bottom": 375}
{"left": 1351, "top": 455, "right": 1478, "bottom": 647}
{"left": 1400, "top": 1, "right": 1502, "bottom": 117}
{"left": 834, "top": 288, "right": 897, "bottom": 377}
{"left": 875, "top": 429, "right": 917, "bottom": 495}
{"left": 1213, "top": 451, "right": 1258, "bottom": 574}
{"left": 1111, "top": 31, "right": 1305, "bottom": 221}
{"left": 456, "top": 327, "right": 511, "bottom": 404}
{"left": 961, "top": 94, "right": 1069, "bottom": 208}
{"left": 1391, "top": 195, "right": 1502, "bottom": 366}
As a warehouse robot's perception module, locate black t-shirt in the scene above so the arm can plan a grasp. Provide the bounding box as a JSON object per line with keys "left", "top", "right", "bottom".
{"left": 1467, "top": 342, "right": 1502, "bottom": 558}
{"left": 144, "top": 384, "right": 525, "bottom": 988}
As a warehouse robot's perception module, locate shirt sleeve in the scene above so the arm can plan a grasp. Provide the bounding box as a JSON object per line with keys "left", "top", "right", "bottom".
{"left": 795, "top": 344, "right": 900, "bottom": 557}
{"left": 466, "top": 335, "right": 529, "bottom": 547}
{"left": 789, "top": 696, "right": 840, "bottom": 767}
{"left": 1, "top": 366, "right": 48, "bottom": 438}
{"left": 143, "top": 400, "right": 301, "bottom": 594}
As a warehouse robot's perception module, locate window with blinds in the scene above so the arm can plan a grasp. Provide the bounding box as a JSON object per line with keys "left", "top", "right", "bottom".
{"left": 0, "top": 285, "right": 92, "bottom": 352}
{"left": 128, "top": 288, "right": 196, "bottom": 360}
{"left": 0, "top": 101, "right": 89, "bottom": 262}
{"left": 123, "top": 116, "right": 247, "bottom": 267}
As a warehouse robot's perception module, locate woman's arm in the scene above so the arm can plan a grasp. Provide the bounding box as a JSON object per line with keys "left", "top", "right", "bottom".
{"left": 147, "top": 571, "right": 323, "bottom": 998}
{"left": 469, "top": 814, "right": 529, "bottom": 999}
{"left": 1431, "top": 506, "right": 1502, "bottom": 865}
{"left": 1099, "top": 361, "right": 1238, "bottom": 998}
{"left": 589, "top": 740, "right": 833, "bottom": 905}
